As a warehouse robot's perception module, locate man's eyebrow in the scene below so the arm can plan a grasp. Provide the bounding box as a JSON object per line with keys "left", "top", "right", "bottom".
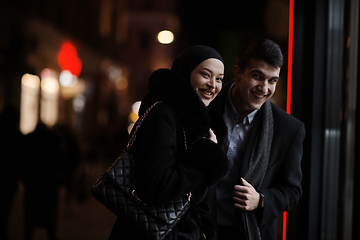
{"left": 201, "top": 67, "right": 224, "bottom": 76}
{"left": 250, "top": 69, "right": 279, "bottom": 79}
{"left": 250, "top": 69, "right": 265, "bottom": 76}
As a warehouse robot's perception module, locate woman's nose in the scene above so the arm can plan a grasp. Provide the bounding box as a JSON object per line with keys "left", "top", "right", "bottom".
{"left": 207, "top": 78, "right": 215, "bottom": 87}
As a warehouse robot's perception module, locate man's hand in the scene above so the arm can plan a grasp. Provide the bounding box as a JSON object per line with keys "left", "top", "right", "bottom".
{"left": 208, "top": 128, "right": 217, "bottom": 143}
{"left": 233, "top": 178, "right": 260, "bottom": 211}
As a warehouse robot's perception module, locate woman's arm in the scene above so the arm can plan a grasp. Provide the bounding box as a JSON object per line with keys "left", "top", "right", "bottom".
{"left": 131, "top": 103, "right": 228, "bottom": 204}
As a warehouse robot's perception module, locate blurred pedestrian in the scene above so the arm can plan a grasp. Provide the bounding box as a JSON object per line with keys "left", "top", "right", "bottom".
{"left": 52, "top": 123, "right": 81, "bottom": 202}
{"left": 21, "top": 121, "right": 61, "bottom": 240}
{"left": 0, "top": 104, "right": 26, "bottom": 240}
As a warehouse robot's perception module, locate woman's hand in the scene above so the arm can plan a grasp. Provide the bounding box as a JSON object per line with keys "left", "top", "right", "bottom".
{"left": 208, "top": 128, "right": 217, "bottom": 143}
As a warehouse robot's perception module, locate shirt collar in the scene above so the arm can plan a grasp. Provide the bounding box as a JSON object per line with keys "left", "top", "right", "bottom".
{"left": 245, "top": 109, "right": 258, "bottom": 125}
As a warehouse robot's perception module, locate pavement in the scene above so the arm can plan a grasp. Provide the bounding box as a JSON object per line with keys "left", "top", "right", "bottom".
{"left": 7, "top": 161, "right": 118, "bottom": 240}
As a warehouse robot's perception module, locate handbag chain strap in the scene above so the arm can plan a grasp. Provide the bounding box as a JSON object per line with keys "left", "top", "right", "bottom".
{"left": 126, "top": 101, "right": 187, "bottom": 150}
{"left": 182, "top": 128, "right": 187, "bottom": 150}
{"left": 126, "top": 100, "right": 191, "bottom": 202}
{"left": 126, "top": 101, "right": 162, "bottom": 149}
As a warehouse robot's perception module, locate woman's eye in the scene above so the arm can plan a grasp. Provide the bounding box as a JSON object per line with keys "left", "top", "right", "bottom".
{"left": 202, "top": 73, "right": 210, "bottom": 78}
{"left": 216, "top": 77, "right": 223, "bottom": 82}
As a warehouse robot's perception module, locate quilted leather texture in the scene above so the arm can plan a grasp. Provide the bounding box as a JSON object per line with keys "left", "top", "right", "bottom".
{"left": 92, "top": 151, "right": 191, "bottom": 240}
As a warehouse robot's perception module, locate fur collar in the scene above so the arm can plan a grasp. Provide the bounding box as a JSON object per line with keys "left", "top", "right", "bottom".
{"left": 139, "top": 68, "right": 211, "bottom": 139}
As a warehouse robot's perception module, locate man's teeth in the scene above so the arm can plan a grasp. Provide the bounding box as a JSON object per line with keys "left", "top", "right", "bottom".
{"left": 253, "top": 92, "right": 265, "bottom": 99}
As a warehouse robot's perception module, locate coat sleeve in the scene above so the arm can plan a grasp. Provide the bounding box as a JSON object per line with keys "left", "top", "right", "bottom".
{"left": 130, "top": 103, "right": 228, "bottom": 204}
{"left": 257, "top": 121, "right": 305, "bottom": 227}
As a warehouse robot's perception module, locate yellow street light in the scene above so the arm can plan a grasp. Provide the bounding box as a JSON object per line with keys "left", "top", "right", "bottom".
{"left": 157, "top": 30, "right": 174, "bottom": 44}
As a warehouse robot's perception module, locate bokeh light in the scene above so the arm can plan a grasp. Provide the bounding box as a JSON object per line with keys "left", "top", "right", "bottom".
{"left": 157, "top": 30, "right": 174, "bottom": 44}
{"left": 21, "top": 73, "right": 40, "bottom": 89}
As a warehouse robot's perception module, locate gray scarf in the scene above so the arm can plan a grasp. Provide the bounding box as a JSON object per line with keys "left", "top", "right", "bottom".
{"left": 242, "top": 100, "right": 273, "bottom": 240}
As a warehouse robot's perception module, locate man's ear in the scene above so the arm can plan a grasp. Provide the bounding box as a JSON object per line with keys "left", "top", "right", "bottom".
{"left": 232, "top": 65, "right": 241, "bottom": 83}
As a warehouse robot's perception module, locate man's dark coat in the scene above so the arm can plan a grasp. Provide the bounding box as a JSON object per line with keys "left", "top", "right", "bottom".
{"left": 209, "top": 81, "right": 305, "bottom": 240}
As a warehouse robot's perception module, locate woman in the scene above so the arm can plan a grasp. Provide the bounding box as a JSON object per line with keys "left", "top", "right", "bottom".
{"left": 109, "top": 45, "right": 229, "bottom": 240}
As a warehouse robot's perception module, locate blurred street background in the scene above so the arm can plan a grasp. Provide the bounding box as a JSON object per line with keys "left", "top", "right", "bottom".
{"left": 1, "top": 1, "right": 289, "bottom": 239}
{"left": 8, "top": 172, "right": 117, "bottom": 240}
{"left": 3, "top": 0, "right": 359, "bottom": 240}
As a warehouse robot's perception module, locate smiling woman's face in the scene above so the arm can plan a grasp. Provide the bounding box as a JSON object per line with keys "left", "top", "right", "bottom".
{"left": 190, "top": 58, "right": 224, "bottom": 107}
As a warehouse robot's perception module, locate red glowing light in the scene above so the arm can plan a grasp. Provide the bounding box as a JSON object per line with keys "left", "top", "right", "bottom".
{"left": 286, "top": 0, "right": 294, "bottom": 115}
{"left": 282, "top": 0, "right": 294, "bottom": 239}
{"left": 58, "top": 41, "right": 82, "bottom": 77}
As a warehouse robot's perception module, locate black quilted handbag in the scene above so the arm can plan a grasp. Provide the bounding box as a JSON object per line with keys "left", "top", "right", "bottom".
{"left": 91, "top": 101, "right": 192, "bottom": 240}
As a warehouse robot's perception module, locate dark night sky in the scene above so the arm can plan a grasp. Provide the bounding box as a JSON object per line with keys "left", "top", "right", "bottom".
{"left": 175, "top": 0, "right": 268, "bottom": 79}
{"left": 176, "top": 0, "right": 267, "bottom": 46}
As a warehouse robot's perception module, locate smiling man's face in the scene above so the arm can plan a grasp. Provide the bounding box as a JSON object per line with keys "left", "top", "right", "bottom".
{"left": 232, "top": 58, "right": 280, "bottom": 119}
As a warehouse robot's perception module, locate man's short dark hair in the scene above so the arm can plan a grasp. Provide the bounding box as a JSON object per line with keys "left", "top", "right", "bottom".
{"left": 236, "top": 38, "right": 283, "bottom": 71}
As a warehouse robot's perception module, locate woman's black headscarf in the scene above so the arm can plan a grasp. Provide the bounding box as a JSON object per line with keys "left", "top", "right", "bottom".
{"left": 171, "top": 45, "right": 224, "bottom": 82}
{"left": 145, "top": 45, "right": 224, "bottom": 113}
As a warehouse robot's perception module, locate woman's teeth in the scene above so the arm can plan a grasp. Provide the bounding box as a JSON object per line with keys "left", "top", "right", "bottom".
{"left": 201, "top": 90, "right": 212, "bottom": 96}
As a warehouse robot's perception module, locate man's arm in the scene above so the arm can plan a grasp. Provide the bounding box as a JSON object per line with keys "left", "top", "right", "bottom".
{"left": 257, "top": 122, "right": 305, "bottom": 226}
{"left": 232, "top": 121, "right": 305, "bottom": 227}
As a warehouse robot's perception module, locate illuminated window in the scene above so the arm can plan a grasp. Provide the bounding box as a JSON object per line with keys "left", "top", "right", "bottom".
{"left": 40, "top": 68, "right": 59, "bottom": 128}
{"left": 20, "top": 73, "right": 40, "bottom": 134}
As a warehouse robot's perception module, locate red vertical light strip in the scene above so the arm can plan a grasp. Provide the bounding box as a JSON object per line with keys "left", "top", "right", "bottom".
{"left": 287, "top": 0, "right": 294, "bottom": 115}
{"left": 282, "top": 211, "right": 288, "bottom": 240}
{"left": 282, "top": 0, "right": 294, "bottom": 240}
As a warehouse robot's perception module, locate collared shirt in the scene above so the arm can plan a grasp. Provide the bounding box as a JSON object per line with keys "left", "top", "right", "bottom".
{"left": 217, "top": 83, "right": 258, "bottom": 227}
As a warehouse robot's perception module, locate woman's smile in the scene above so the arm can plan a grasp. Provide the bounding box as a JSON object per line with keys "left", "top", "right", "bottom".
{"left": 199, "top": 88, "right": 214, "bottom": 99}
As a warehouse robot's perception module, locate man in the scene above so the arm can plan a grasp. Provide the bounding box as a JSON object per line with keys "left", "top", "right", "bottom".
{"left": 211, "top": 38, "right": 305, "bottom": 240}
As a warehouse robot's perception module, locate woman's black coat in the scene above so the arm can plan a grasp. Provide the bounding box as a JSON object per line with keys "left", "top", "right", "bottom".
{"left": 108, "top": 69, "right": 229, "bottom": 240}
